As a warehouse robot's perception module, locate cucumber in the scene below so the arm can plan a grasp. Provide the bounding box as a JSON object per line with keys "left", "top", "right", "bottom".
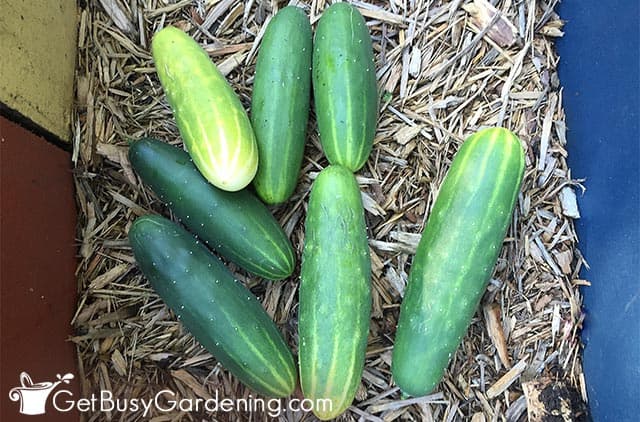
{"left": 151, "top": 26, "right": 258, "bottom": 191}
{"left": 128, "top": 214, "right": 296, "bottom": 397}
{"left": 313, "top": 3, "right": 378, "bottom": 172}
{"left": 251, "top": 6, "right": 312, "bottom": 204}
{"left": 392, "top": 127, "right": 525, "bottom": 396}
{"left": 298, "top": 165, "right": 372, "bottom": 420}
{"left": 128, "top": 138, "right": 294, "bottom": 280}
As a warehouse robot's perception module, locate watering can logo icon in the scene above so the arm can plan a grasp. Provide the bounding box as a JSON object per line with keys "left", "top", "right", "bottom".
{"left": 8, "top": 372, "right": 74, "bottom": 415}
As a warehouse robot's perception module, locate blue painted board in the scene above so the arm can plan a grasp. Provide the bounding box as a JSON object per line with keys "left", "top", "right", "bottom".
{"left": 556, "top": 1, "right": 639, "bottom": 420}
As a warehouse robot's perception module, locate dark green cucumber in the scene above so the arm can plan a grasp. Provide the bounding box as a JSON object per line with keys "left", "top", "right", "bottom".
{"left": 129, "top": 214, "right": 296, "bottom": 397}
{"left": 152, "top": 26, "right": 257, "bottom": 191}
{"left": 392, "top": 127, "right": 525, "bottom": 396}
{"left": 128, "top": 138, "right": 294, "bottom": 280}
{"left": 313, "top": 3, "right": 378, "bottom": 172}
{"left": 298, "top": 165, "right": 371, "bottom": 420}
{"left": 251, "top": 6, "right": 312, "bottom": 204}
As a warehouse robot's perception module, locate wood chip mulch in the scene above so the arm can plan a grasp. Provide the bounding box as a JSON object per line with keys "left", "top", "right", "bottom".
{"left": 71, "top": 0, "right": 589, "bottom": 420}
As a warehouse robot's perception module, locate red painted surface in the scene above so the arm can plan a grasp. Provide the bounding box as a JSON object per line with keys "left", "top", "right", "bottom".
{"left": 0, "top": 116, "right": 79, "bottom": 421}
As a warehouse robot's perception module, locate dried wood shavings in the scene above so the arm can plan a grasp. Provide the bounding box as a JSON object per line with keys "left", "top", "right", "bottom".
{"left": 486, "top": 357, "right": 528, "bottom": 399}
{"left": 463, "top": 0, "right": 518, "bottom": 47}
{"left": 559, "top": 186, "right": 581, "bottom": 219}
{"left": 539, "top": 20, "right": 566, "bottom": 38}
{"left": 483, "top": 302, "right": 511, "bottom": 368}
{"left": 71, "top": 0, "right": 589, "bottom": 419}
{"left": 98, "top": 0, "right": 136, "bottom": 35}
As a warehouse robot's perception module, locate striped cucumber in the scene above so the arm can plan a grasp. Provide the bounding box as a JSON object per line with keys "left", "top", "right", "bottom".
{"left": 392, "top": 127, "right": 525, "bottom": 396}
{"left": 313, "top": 2, "right": 378, "bottom": 172}
{"left": 128, "top": 214, "right": 296, "bottom": 397}
{"left": 128, "top": 138, "right": 294, "bottom": 280}
{"left": 152, "top": 26, "right": 258, "bottom": 191}
{"left": 251, "top": 6, "right": 312, "bottom": 204}
{"left": 298, "top": 165, "right": 371, "bottom": 420}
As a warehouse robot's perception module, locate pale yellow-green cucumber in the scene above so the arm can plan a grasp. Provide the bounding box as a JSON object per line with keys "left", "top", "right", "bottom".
{"left": 152, "top": 26, "right": 258, "bottom": 191}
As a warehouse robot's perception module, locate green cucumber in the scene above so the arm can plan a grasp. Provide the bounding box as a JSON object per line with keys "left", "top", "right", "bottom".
{"left": 313, "top": 3, "right": 378, "bottom": 172}
{"left": 298, "top": 165, "right": 371, "bottom": 420}
{"left": 251, "top": 6, "right": 312, "bottom": 204}
{"left": 128, "top": 138, "right": 294, "bottom": 280}
{"left": 392, "top": 127, "right": 525, "bottom": 396}
{"left": 129, "top": 214, "right": 296, "bottom": 397}
{"left": 152, "top": 26, "right": 258, "bottom": 191}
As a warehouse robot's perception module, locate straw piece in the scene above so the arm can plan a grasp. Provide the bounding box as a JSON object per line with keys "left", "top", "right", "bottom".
{"left": 98, "top": 0, "right": 136, "bottom": 35}
{"left": 559, "top": 186, "right": 581, "bottom": 219}
{"left": 368, "top": 392, "right": 446, "bottom": 413}
{"left": 538, "top": 93, "right": 558, "bottom": 171}
{"left": 171, "top": 369, "right": 213, "bottom": 400}
{"left": 483, "top": 302, "right": 511, "bottom": 368}
{"left": 486, "top": 358, "right": 528, "bottom": 399}
{"left": 463, "top": 0, "right": 518, "bottom": 47}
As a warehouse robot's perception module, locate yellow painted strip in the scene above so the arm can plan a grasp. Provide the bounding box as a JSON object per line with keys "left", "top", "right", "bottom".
{"left": 0, "top": 0, "right": 76, "bottom": 141}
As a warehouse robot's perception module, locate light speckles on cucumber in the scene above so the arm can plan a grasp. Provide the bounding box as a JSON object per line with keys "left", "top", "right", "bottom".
{"left": 128, "top": 139, "right": 295, "bottom": 280}
{"left": 299, "top": 165, "right": 371, "bottom": 420}
{"left": 312, "top": 3, "right": 378, "bottom": 172}
{"left": 250, "top": 6, "right": 312, "bottom": 204}
{"left": 392, "top": 128, "right": 525, "bottom": 397}
{"left": 128, "top": 214, "right": 297, "bottom": 397}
